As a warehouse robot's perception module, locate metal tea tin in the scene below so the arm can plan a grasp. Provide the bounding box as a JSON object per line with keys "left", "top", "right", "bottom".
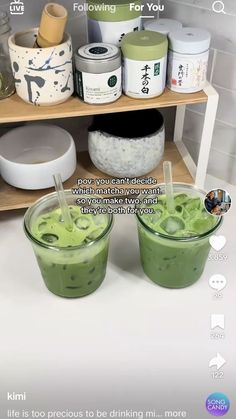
{"left": 74, "top": 43, "right": 122, "bottom": 105}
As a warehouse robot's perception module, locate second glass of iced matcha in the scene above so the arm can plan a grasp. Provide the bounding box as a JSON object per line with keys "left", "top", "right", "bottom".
{"left": 136, "top": 183, "right": 222, "bottom": 288}
{"left": 24, "top": 191, "right": 113, "bottom": 298}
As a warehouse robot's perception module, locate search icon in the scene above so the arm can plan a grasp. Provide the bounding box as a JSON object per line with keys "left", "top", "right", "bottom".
{"left": 212, "top": 0, "right": 226, "bottom": 14}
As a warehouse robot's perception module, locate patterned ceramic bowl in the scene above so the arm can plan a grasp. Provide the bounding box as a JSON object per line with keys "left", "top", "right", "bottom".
{"left": 8, "top": 28, "right": 74, "bottom": 106}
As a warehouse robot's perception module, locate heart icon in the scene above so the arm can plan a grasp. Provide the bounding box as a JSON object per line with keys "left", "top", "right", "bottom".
{"left": 209, "top": 235, "right": 226, "bottom": 251}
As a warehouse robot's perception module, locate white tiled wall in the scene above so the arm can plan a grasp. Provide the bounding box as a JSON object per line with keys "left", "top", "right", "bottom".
{"left": 165, "top": 0, "right": 236, "bottom": 17}
{"left": 162, "top": 0, "right": 236, "bottom": 184}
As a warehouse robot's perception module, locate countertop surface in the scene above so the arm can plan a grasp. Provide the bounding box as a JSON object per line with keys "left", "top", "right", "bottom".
{"left": 0, "top": 175, "right": 235, "bottom": 419}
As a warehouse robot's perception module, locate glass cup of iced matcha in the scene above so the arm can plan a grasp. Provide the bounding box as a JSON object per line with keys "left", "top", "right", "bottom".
{"left": 136, "top": 183, "right": 222, "bottom": 288}
{"left": 24, "top": 191, "right": 113, "bottom": 298}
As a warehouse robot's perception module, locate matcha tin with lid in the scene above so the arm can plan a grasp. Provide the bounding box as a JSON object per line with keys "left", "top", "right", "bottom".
{"left": 74, "top": 43, "right": 122, "bottom": 105}
{"left": 87, "top": 0, "right": 142, "bottom": 46}
{"left": 167, "top": 27, "right": 211, "bottom": 93}
{"left": 121, "top": 30, "right": 168, "bottom": 99}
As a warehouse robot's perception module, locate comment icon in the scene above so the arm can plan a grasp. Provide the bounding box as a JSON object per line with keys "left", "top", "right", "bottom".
{"left": 209, "top": 274, "right": 226, "bottom": 291}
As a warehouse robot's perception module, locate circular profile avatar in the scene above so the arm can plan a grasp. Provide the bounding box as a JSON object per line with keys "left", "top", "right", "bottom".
{"left": 206, "top": 392, "right": 230, "bottom": 416}
{"left": 204, "top": 189, "right": 232, "bottom": 216}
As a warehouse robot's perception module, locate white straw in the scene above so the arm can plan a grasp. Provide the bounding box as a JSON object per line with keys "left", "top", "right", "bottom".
{"left": 53, "top": 173, "right": 73, "bottom": 232}
{"left": 163, "top": 161, "right": 175, "bottom": 214}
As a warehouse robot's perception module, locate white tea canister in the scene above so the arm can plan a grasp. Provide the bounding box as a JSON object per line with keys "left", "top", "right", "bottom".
{"left": 167, "top": 27, "right": 211, "bottom": 93}
{"left": 143, "top": 18, "right": 182, "bottom": 36}
{"left": 121, "top": 30, "right": 168, "bottom": 99}
{"left": 87, "top": 0, "right": 142, "bottom": 46}
{"left": 8, "top": 28, "right": 74, "bottom": 106}
{"left": 74, "top": 43, "right": 121, "bottom": 105}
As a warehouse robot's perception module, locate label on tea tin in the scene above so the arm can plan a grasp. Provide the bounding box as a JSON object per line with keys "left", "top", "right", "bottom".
{"left": 123, "top": 57, "right": 167, "bottom": 98}
{"left": 88, "top": 17, "right": 141, "bottom": 46}
{"left": 75, "top": 69, "right": 122, "bottom": 104}
{"left": 167, "top": 50, "right": 209, "bottom": 93}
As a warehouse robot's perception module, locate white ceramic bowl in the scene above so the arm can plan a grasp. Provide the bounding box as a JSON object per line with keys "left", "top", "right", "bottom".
{"left": 0, "top": 124, "right": 77, "bottom": 190}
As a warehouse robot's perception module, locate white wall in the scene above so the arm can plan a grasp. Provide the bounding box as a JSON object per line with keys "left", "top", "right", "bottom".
{"left": 161, "top": 0, "right": 236, "bottom": 184}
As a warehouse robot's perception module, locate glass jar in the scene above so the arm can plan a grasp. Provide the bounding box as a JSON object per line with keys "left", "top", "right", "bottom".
{"left": 0, "top": 11, "right": 15, "bottom": 99}
{"left": 136, "top": 183, "right": 222, "bottom": 288}
{"left": 24, "top": 191, "right": 114, "bottom": 298}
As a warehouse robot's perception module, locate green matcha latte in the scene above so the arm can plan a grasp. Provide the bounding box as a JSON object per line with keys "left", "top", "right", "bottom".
{"left": 24, "top": 192, "right": 113, "bottom": 298}
{"left": 136, "top": 184, "right": 222, "bottom": 288}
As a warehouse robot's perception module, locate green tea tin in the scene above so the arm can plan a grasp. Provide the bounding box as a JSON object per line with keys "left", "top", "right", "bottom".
{"left": 121, "top": 30, "right": 168, "bottom": 99}
{"left": 87, "top": 0, "right": 142, "bottom": 46}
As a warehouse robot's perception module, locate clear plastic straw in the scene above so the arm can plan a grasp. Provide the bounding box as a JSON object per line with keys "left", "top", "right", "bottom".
{"left": 163, "top": 161, "right": 175, "bottom": 214}
{"left": 53, "top": 173, "right": 73, "bottom": 232}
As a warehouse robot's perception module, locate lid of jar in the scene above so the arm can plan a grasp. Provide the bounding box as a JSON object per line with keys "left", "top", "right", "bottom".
{"left": 121, "top": 30, "right": 168, "bottom": 60}
{"left": 75, "top": 43, "right": 121, "bottom": 74}
{"left": 87, "top": 0, "right": 142, "bottom": 22}
{"left": 169, "top": 27, "right": 211, "bottom": 54}
{"left": 143, "top": 18, "right": 182, "bottom": 35}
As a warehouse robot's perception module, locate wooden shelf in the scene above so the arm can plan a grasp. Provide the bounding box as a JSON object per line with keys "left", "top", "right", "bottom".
{"left": 0, "top": 88, "right": 208, "bottom": 211}
{"left": 0, "top": 142, "right": 193, "bottom": 211}
{"left": 0, "top": 89, "right": 207, "bottom": 124}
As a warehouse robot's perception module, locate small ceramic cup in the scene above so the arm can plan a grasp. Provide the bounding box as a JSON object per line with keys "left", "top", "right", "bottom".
{"left": 8, "top": 28, "right": 74, "bottom": 106}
